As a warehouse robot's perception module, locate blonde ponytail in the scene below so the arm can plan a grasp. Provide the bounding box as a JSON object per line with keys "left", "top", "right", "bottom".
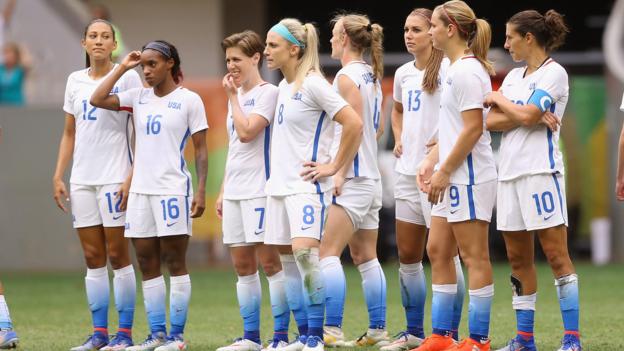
{"left": 278, "top": 18, "right": 323, "bottom": 93}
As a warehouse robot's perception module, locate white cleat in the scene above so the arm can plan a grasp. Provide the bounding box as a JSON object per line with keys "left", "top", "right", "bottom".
{"left": 380, "top": 331, "right": 423, "bottom": 351}
{"left": 126, "top": 332, "right": 167, "bottom": 351}
{"left": 345, "top": 328, "right": 390, "bottom": 347}
{"left": 323, "top": 326, "right": 347, "bottom": 348}
{"left": 274, "top": 336, "right": 306, "bottom": 351}
{"left": 216, "top": 338, "right": 262, "bottom": 351}
{"left": 154, "top": 336, "right": 187, "bottom": 351}
{"left": 302, "top": 336, "right": 324, "bottom": 351}
{"left": 262, "top": 339, "right": 290, "bottom": 351}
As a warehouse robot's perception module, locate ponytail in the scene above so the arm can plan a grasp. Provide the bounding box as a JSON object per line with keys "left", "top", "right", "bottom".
{"left": 508, "top": 9, "right": 569, "bottom": 53}
{"left": 409, "top": 8, "right": 444, "bottom": 94}
{"left": 278, "top": 18, "right": 322, "bottom": 93}
{"left": 470, "top": 18, "right": 494, "bottom": 76}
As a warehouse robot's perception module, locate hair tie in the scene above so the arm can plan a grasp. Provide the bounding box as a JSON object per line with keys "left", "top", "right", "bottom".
{"left": 366, "top": 23, "right": 373, "bottom": 32}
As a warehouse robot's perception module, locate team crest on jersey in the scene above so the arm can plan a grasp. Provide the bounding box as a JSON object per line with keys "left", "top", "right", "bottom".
{"left": 446, "top": 77, "right": 452, "bottom": 85}
{"left": 243, "top": 99, "right": 255, "bottom": 107}
{"left": 168, "top": 101, "right": 182, "bottom": 110}
{"left": 529, "top": 82, "right": 536, "bottom": 91}
{"left": 362, "top": 72, "right": 375, "bottom": 84}
{"left": 109, "top": 86, "right": 119, "bottom": 94}
{"left": 292, "top": 92, "right": 303, "bottom": 101}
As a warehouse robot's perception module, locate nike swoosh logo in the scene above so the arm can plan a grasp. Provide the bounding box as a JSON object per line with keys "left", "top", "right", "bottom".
{"left": 254, "top": 230, "right": 264, "bottom": 235}
{"left": 113, "top": 214, "right": 123, "bottom": 220}
{"left": 301, "top": 226, "right": 312, "bottom": 230}
{"left": 544, "top": 214, "right": 555, "bottom": 220}
{"left": 450, "top": 210, "right": 459, "bottom": 214}
{"left": 166, "top": 222, "right": 178, "bottom": 227}
{"left": 138, "top": 100, "right": 148, "bottom": 104}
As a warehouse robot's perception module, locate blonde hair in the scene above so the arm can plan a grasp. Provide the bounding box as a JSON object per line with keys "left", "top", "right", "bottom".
{"left": 331, "top": 13, "right": 384, "bottom": 83}
{"left": 278, "top": 18, "right": 322, "bottom": 92}
{"left": 408, "top": 8, "right": 444, "bottom": 94}
{"left": 435, "top": 0, "right": 495, "bottom": 75}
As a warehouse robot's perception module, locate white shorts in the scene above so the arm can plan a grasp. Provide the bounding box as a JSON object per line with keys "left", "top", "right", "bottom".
{"left": 70, "top": 183, "right": 125, "bottom": 228}
{"left": 332, "top": 178, "right": 381, "bottom": 230}
{"left": 125, "top": 193, "right": 192, "bottom": 238}
{"left": 394, "top": 172, "right": 432, "bottom": 227}
{"left": 438, "top": 180, "right": 497, "bottom": 223}
{"left": 264, "top": 192, "right": 331, "bottom": 245}
{"left": 497, "top": 173, "right": 568, "bottom": 231}
{"left": 222, "top": 197, "right": 266, "bottom": 246}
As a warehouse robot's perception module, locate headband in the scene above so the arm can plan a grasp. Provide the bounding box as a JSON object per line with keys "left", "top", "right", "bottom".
{"left": 143, "top": 41, "right": 172, "bottom": 58}
{"left": 441, "top": 5, "right": 469, "bottom": 36}
{"left": 270, "top": 23, "right": 305, "bottom": 48}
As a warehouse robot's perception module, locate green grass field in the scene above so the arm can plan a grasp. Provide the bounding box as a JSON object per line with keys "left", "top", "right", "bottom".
{"left": 1, "top": 262, "right": 623, "bottom": 350}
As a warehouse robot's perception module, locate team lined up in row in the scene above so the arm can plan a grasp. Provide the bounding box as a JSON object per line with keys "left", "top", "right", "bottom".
{"left": 10, "top": 1, "right": 576, "bottom": 351}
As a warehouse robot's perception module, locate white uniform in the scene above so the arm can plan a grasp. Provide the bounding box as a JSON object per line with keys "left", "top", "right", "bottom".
{"left": 438, "top": 56, "right": 497, "bottom": 222}
{"left": 330, "top": 61, "right": 382, "bottom": 230}
{"left": 264, "top": 74, "right": 348, "bottom": 244}
{"left": 62, "top": 66, "right": 142, "bottom": 228}
{"left": 222, "top": 82, "right": 278, "bottom": 245}
{"left": 496, "top": 58, "right": 569, "bottom": 231}
{"left": 117, "top": 86, "right": 208, "bottom": 237}
{"left": 393, "top": 59, "right": 449, "bottom": 227}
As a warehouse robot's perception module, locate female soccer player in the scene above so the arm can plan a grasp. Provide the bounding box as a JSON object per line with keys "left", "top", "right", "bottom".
{"left": 215, "top": 30, "right": 290, "bottom": 351}
{"left": 0, "top": 281, "right": 18, "bottom": 349}
{"left": 53, "top": 19, "right": 141, "bottom": 351}
{"left": 263, "top": 18, "right": 362, "bottom": 351}
{"left": 417, "top": 1, "right": 497, "bottom": 350}
{"left": 484, "top": 10, "right": 580, "bottom": 351}
{"left": 382, "top": 8, "right": 466, "bottom": 351}
{"left": 91, "top": 40, "right": 208, "bottom": 351}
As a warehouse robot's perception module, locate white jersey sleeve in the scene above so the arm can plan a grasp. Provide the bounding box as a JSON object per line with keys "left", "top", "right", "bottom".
{"left": 527, "top": 64, "right": 568, "bottom": 113}
{"left": 187, "top": 92, "right": 209, "bottom": 134}
{"left": 250, "top": 84, "right": 279, "bottom": 123}
{"left": 63, "top": 73, "right": 76, "bottom": 114}
{"left": 454, "top": 69, "right": 486, "bottom": 112}
{"left": 122, "top": 69, "right": 143, "bottom": 91}
{"left": 117, "top": 87, "right": 142, "bottom": 111}
{"left": 307, "top": 74, "right": 348, "bottom": 120}
{"left": 393, "top": 65, "right": 404, "bottom": 103}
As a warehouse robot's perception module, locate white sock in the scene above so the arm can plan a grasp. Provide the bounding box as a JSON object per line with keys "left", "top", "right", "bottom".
{"left": 113, "top": 265, "right": 136, "bottom": 331}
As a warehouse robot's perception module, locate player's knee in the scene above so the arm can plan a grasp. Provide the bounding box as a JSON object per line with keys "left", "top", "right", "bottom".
{"left": 233, "top": 257, "right": 256, "bottom": 276}
{"left": 135, "top": 252, "right": 159, "bottom": 274}
{"left": 544, "top": 248, "right": 569, "bottom": 273}
{"left": 260, "top": 257, "right": 281, "bottom": 276}
{"left": 83, "top": 247, "right": 107, "bottom": 268}
{"left": 426, "top": 240, "right": 449, "bottom": 262}
{"left": 162, "top": 250, "right": 187, "bottom": 275}
{"left": 107, "top": 248, "right": 129, "bottom": 270}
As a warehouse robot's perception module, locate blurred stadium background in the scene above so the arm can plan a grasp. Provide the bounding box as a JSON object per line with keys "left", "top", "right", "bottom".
{"left": 2, "top": 0, "right": 624, "bottom": 349}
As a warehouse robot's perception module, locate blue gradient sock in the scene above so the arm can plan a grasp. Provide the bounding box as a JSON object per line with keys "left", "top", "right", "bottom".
{"left": 280, "top": 255, "right": 308, "bottom": 335}
{"left": 431, "top": 284, "right": 456, "bottom": 337}
{"left": 0, "top": 295, "right": 13, "bottom": 329}
{"left": 267, "top": 271, "right": 290, "bottom": 340}
{"left": 556, "top": 274, "right": 579, "bottom": 333}
{"left": 399, "top": 262, "right": 425, "bottom": 338}
{"left": 468, "top": 285, "right": 493, "bottom": 343}
{"left": 452, "top": 256, "right": 465, "bottom": 340}
{"left": 142, "top": 276, "right": 167, "bottom": 334}
{"left": 321, "top": 256, "right": 345, "bottom": 327}
{"left": 237, "top": 272, "right": 261, "bottom": 343}
{"left": 359, "top": 258, "right": 387, "bottom": 329}
{"left": 113, "top": 265, "right": 136, "bottom": 333}
{"left": 86, "top": 267, "right": 110, "bottom": 333}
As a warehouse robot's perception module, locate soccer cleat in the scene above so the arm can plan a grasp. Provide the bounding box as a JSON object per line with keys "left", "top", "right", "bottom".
{"left": 380, "top": 331, "right": 423, "bottom": 351}
{"left": 262, "top": 338, "right": 290, "bottom": 351}
{"left": 495, "top": 336, "right": 536, "bottom": 351}
{"left": 274, "top": 335, "right": 307, "bottom": 351}
{"left": 445, "top": 338, "right": 490, "bottom": 351}
{"left": 409, "top": 334, "right": 455, "bottom": 351}
{"left": 154, "top": 334, "right": 187, "bottom": 351}
{"left": 323, "top": 326, "right": 347, "bottom": 347}
{"left": 126, "top": 332, "right": 167, "bottom": 351}
{"left": 556, "top": 334, "right": 581, "bottom": 351}
{"left": 216, "top": 338, "right": 263, "bottom": 351}
{"left": 345, "top": 328, "right": 390, "bottom": 347}
{"left": 302, "top": 336, "right": 324, "bottom": 351}
{"left": 70, "top": 333, "right": 110, "bottom": 351}
{"left": 0, "top": 329, "right": 19, "bottom": 349}
{"left": 101, "top": 333, "right": 134, "bottom": 350}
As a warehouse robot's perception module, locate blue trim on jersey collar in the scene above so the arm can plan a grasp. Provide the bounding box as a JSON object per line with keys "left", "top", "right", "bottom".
{"left": 270, "top": 23, "right": 305, "bottom": 48}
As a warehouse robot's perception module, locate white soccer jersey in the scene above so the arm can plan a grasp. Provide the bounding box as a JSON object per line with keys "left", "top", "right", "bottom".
{"left": 223, "top": 82, "right": 279, "bottom": 200}
{"left": 63, "top": 66, "right": 142, "bottom": 185}
{"left": 498, "top": 58, "right": 569, "bottom": 181}
{"left": 330, "top": 61, "right": 382, "bottom": 179}
{"left": 117, "top": 86, "right": 208, "bottom": 196}
{"left": 265, "top": 74, "right": 348, "bottom": 196}
{"left": 393, "top": 58, "right": 449, "bottom": 175}
{"left": 438, "top": 56, "right": 497, "bottom": 185}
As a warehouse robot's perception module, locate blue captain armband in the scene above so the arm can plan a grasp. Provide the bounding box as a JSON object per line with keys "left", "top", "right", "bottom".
{"left": 527, "top": 89, "right": 554, "bottom": 112}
